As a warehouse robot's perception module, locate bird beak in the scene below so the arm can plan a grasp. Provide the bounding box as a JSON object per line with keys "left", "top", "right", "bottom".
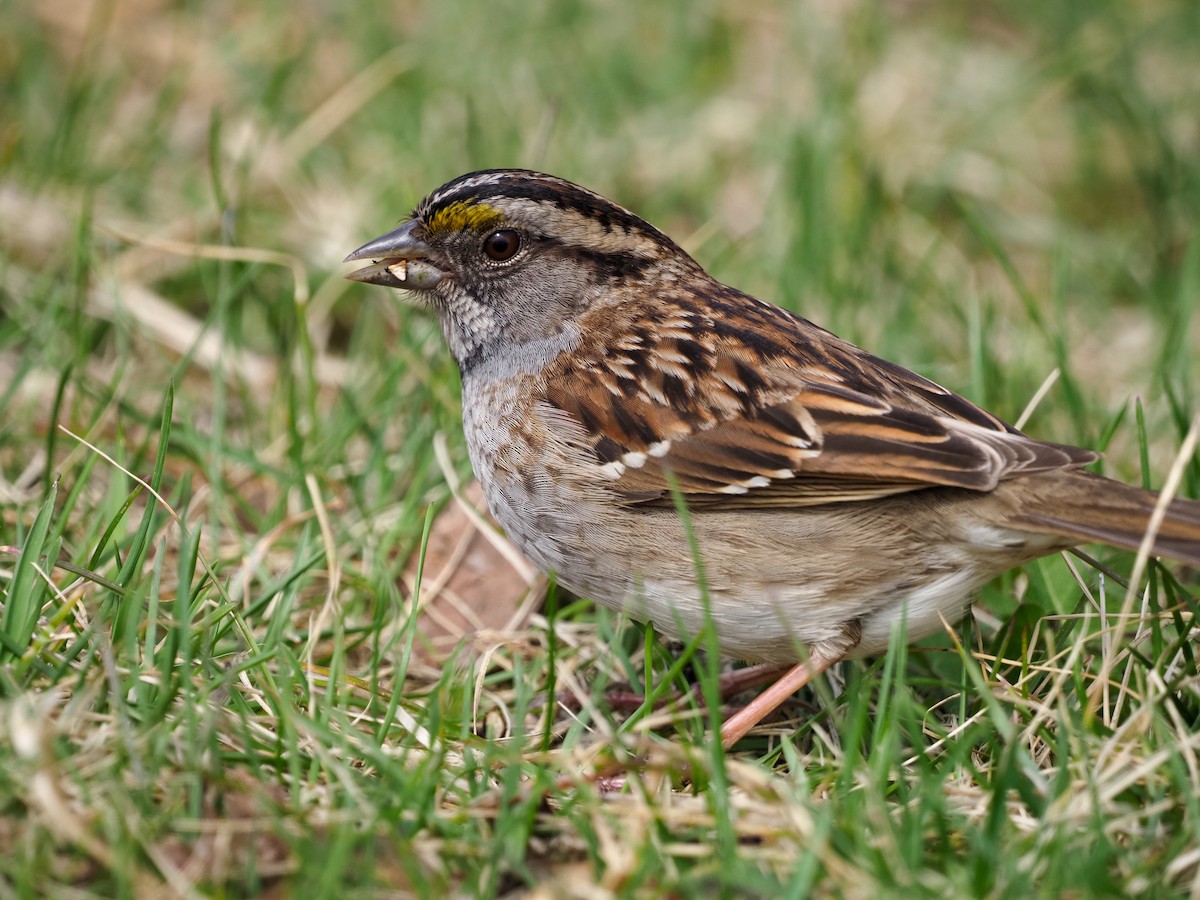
{"left": 343, "top": 220, "right": 445, "bottom": 290}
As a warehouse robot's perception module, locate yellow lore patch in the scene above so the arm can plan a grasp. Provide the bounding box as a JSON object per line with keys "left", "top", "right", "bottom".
{"left": 426, "top": 201, "right": 505, "bottom": 235}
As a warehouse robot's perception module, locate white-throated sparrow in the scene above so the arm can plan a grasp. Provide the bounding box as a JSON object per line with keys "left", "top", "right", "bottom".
{"left": 346, "top": 169, "right": 1200, "bottom": 747}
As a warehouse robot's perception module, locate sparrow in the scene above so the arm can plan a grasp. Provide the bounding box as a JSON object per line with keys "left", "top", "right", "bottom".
{"left": 345, "top": 169, "right": 1200, "bottom": 748}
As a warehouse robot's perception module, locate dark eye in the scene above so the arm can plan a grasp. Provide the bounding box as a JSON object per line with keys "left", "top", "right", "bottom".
{"left": 482, "top": 229, "right": 521, "bottom": 262}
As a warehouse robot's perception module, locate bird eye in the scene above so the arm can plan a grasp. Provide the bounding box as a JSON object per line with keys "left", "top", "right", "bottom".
{"left": 482, "top": 229, "right": 521, "bottom": 262}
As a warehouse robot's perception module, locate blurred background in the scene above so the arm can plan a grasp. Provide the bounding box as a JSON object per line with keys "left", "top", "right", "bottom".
{"left": 2, "top": 0, "right": 1199, "bottom": 894}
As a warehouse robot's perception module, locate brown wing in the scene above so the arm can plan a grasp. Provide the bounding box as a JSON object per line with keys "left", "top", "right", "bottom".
{"left": 541, "top": 283, "right": 1096, "bottom": 508}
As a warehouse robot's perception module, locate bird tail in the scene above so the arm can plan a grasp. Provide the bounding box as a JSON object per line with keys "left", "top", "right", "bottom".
{"left": 1010, "top": 470, "right": 1200, "bottom": 567}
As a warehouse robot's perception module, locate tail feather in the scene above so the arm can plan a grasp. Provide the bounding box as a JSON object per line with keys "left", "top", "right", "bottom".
{"left": 1011, "top": 471, "right": 1200, "bottom": 567}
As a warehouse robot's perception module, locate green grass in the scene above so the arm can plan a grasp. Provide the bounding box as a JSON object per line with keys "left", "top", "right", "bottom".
{"left": 3, "top": 0, "right": 1200, "bottom": 895}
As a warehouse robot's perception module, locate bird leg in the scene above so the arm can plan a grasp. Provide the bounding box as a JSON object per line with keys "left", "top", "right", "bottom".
{"left": 720, "top": 623, "right": 862, "bottom": 749}
{"left": 556, "top": 663, "right": 793, "bottom": 715}
{"left": 543, "top": 627, "right": 859, "bottom": 751}
{"left": 708, "top": 662, "right": 795, "bottom": 699}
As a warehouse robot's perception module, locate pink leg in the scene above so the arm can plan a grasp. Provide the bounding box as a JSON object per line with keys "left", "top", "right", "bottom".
{"left": 720, "top": 651, "right": 843, "bottom": 749}
{"left": 593, "top": 663, "right": 794, "bottom": 715}
{"left": 711, "top": 662, "right": 794, "bottom": 699}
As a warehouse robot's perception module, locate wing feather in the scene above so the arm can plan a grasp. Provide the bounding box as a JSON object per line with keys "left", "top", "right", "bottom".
{"left": 539, "top": 282, "right": 1097, "bottom": 509}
